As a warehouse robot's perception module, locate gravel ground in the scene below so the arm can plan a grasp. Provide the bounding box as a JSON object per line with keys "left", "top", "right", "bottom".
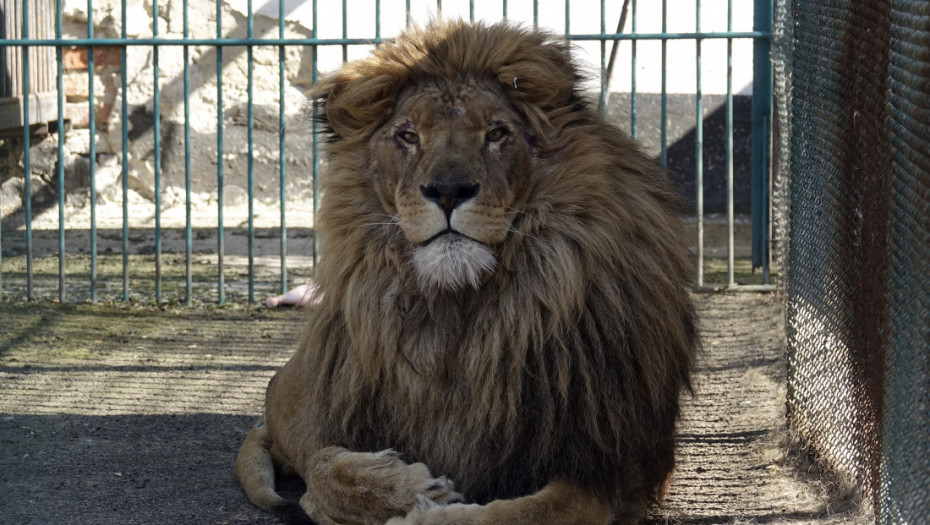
{"left": 0, "top": 294, "right": 865, "bottom": 524}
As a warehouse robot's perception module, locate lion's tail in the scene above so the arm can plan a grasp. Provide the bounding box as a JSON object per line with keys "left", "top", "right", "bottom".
{"left": 236, "top": 424, "right": 315, "bottom": 525}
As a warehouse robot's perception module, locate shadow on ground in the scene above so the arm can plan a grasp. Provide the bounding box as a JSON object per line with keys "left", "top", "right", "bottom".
{"left": 0, "top": 296, "right": 862, "bottom": 525}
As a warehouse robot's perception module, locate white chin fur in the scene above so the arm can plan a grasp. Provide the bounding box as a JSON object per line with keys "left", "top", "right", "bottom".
{"left": 413, "top": 235, "right": 497, "bottom": 292}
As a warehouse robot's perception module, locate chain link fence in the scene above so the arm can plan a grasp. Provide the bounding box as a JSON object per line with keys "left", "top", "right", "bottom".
{"left": 778, "top": 0, "right": 929, "bottom": 521}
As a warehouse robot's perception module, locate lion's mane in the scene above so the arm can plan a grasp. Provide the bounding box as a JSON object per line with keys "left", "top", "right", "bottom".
{"left": 288, "top": 21, "right": 697, "bottom": 514}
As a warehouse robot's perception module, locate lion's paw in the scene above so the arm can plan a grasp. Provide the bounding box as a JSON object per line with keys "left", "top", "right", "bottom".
{"left": 417, "top": 475, "right": 462, "bottom": 505}
{"left": 385, "top": 499, "right": 483, "bottom": 525}
{"left": 387, "top": 455, "right": 463, "bottom": 508}
{"left": 316, "top": 447, "right": 463, "bottom": 519}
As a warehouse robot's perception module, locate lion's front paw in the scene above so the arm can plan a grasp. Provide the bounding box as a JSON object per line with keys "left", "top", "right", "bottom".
{"left": 385, "top": 498, "right": 484, "bottom": 525}
{"left": 415, "top": 473, "right": 463, "bottom": 506}
{"left": 307, "top": 447, "right": 463, "bottom": 523}
{"left": 381, "top": 451, "right": 464, "bottom": 509}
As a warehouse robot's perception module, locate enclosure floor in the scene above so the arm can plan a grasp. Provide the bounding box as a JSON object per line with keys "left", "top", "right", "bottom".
{"left": 0, "top": 294, "right": 862, "bottom": 524}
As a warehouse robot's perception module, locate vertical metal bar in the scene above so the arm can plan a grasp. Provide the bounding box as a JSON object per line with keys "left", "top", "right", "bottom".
{"left": 660, "top": 0, "right": 667, "bottom": 168}
{"left": 630, "top": 0, "right": 636, "bottom": 138}
{"left": 751, "top": 0, "right": 773, "bottom": 280}
{"left": 726, "top": 0, "right": 735, "bottom": 286}
{"left": 406, "top": 0, "right": 411, "bottom": 29}
{"left": 695, "top": 0, "right": 704, "bottom": 287}
{"left": 533, "top": 0, "right": 538, "bottom": 28}
{"left": 312, "top": 0, "right": 319, "bottom": 266}
{"left": 761, "top": 114, "right": 771, "bottom": 283}
{"left": 57, "top": 0, "right": 65, "bottom": 302}
{"left": 502, "top": 0, "right": 507, "bottom": 20}
{"left": 183, "top": 1, "right": 192, "bottom": 304}
{"left": 278, "top": 0, "right": 287, "bottom": 295}
{"left": 469, "top": 0, "right": 474, "bottom": 22}
{"left": 599, "top": 0, "right": 606, "bottom": 114}
{"left": 247, "top": 0, "right": 255, "bottom": 302}
{"left": 564, "top": 0, "right": 569, "bottom": 37}
{"left": 341, "top": 0, "right": 347, "bottom": 62}
{"left": 88, "top": 0, "right": 97, "bottom": 301}
{"left": 119, "top": 0, "right": 129, "bottom": 301}
{"left": 436, "top": 0, "right": 441, "bottom": 18}
{"left": 0, "top": 137, "right": 2, "bottom": 298}
{"left": 216, "top": 0, "right": 226, "bottom": 304}
{"left": 22, "top": 0, "right": 33, "bottom": 300}
{"left": 153, "top": 0, "right": 162, "bottom": 301}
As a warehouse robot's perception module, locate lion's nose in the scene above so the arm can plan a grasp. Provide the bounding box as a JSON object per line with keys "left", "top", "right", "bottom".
{"left": 420, "top": 181, "right": 480, "bottom": 216}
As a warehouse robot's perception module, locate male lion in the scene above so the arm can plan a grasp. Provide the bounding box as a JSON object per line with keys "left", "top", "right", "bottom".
{"left": 237, "top": 21, "right": 697, "bottom": 525}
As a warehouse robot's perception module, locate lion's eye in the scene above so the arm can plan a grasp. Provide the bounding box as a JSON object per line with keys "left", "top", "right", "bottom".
{"left": 485, "top": 127, "right": 508, "bottom": 143}
{"left": 399, "top": 131, "right": 420, "bottom": 145}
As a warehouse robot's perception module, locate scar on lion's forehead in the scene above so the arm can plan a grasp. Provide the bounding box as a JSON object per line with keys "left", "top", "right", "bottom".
{"left": 441, "top": 106, "right": 465, "bottom": 119}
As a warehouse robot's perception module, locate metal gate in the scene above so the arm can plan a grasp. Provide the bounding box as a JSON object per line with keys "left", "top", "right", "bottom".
{"left": 0, "top": 0, "right": 775, "bottom": 304}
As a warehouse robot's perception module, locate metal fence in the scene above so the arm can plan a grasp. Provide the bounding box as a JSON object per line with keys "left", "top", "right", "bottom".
{"left": 778, "top": 0, "right": 929, "bottom": 521}
{"left": 0, "top": 0, "right": 775, "bottom": 304}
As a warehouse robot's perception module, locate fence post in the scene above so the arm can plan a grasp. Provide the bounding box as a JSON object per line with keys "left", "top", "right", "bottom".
{"left": 751, "top": 0, "right": 773, "bottom": 280}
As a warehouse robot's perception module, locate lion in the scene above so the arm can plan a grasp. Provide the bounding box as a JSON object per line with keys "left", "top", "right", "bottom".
{"left": 236, "top": 20, "right": 698, "bottom": 525}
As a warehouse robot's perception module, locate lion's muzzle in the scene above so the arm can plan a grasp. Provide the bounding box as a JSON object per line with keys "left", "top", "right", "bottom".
{"left": 420, "top": 180, "right": 481, "bottom": 218}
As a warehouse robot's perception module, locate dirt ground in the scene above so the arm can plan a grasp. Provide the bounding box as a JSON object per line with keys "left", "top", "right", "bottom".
{"left": 0, "top": 293, "right": 865, "bottom": 524}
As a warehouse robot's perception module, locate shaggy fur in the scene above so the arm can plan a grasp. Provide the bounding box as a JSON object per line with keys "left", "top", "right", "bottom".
{"left": 237, "top": 20, "right": 697, "bottom": 525}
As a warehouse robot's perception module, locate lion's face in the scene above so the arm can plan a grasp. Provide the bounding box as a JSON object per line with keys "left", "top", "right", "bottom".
{"left": 369, "top": 80, "right": 536, "bottom": 291}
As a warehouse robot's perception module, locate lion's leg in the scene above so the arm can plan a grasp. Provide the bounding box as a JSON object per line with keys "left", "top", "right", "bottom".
{"left": 298, "top": 446, "right": 463, "bottom": 525}
{"left": 385, "top": 478, "right": 615, "bottom": 525}
{"left": 235, "top": 424, "right": 314, "bottom": 524}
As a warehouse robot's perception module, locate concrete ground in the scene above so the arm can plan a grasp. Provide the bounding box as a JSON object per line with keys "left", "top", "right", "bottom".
{"left": 0, "top": 293, "right": 864, "bottom": 524}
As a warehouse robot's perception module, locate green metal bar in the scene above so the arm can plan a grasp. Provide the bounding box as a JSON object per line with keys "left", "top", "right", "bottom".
{"left": 630, "top": 0, "right": 637, "bottom": 138}
{"left": 184, "top": 0, "right": 192, "bottom": 305}
{"left": 57, "top": 0, "right": 65, "bottom": 302}
{"left": 568, "top": 31, "right": 769, "bottom": 41}
{"left": 760, "top": 114, "right": 771, "bottom": 284}
{"left": 121, "top": 0, "right": 129, "bottom": 301}
{"left": 470, "top": 0, "right": 474, "bottom": 22}
{"left": 599, "top": 0, "right": 606, "bottom": 113}
{"left": 153, "top": 0, "right": 162, "bottom": 302}
{"left": 217, "top": 0, "right": 225, "bottom": 304}
{"left": 660, "top": 0, "right": 667, "bottom": 167}
{"left": 248, "top": 0, "right": 255, "bottom": 303}
{"left": 88, "top": 0, "right": 97, "bottom": 301}
{"left": 313, "top": 0, "right": 320, "bottom": 266}
{"left": 502, "top": 0, "right": 507, "bottom": 20}
{"left": 695, "top": 0, "right": 704, "bottom": 287}
{"left": 726, "top": 0, "right": 735, "bottom": 286}
{"left": 1, "top": 31, "right": 771, "bottom": 47}
{"left": 751, "top": 0, "right": 773, "bottom": 280}
{"left": 22, "top": 0, "right": 33, "bottom": 300}
{"left": 279, "top": 0, "right": 288, "bottom": 296}
{"left": 2, "top": 37, "right": 387, "bottom": 46}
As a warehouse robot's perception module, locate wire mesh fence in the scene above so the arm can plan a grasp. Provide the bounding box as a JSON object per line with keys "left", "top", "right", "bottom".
{"left": 778, "top": 0, "right": 929, "bottom": 521}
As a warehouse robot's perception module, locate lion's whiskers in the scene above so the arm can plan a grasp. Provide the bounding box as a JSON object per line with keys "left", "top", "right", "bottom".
{"left": 506, "top": 224, "right": 538, "bottom": 242}
{"left": 363, "top": 214, "right": 402, "bottom": 228}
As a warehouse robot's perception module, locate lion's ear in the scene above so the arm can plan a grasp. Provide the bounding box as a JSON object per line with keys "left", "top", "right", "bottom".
{"left": 311, "top": 69, "right": 399, "bottom": 140}
{"left": 497, "top": 42, "right": 578, "bottom": 113}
